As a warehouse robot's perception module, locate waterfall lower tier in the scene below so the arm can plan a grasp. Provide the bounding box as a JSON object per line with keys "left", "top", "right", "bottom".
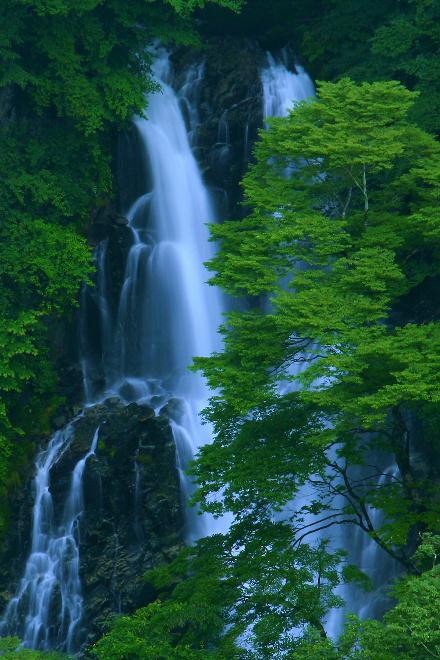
{"left": 0, "top": 401, "right": 183, "bottom": 652}
{"left": 0, "top": 424, "right": 98, "bottom": 652}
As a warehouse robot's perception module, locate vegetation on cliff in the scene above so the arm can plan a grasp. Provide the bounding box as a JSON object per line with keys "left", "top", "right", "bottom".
{"left": 0, "top": 0, "right": 239, "bottom": 539}
{"left": 199, "top": 0, "right": 440, "bottom": 134}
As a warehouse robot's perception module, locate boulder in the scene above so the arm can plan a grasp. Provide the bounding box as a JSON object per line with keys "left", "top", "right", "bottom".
{"left": 0, "top": 399, "right": 184, "bottom": 649}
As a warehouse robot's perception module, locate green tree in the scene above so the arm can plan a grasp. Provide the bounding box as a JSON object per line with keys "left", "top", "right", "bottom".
{"left": 194, "top": 77, "right": 440, "bottom": 564}
{"left": 92, "top": 523, "right": 344, "bottom": 659}
{"left": 371, "top": 0, "right": 440, "bottom": 133}
{"left": 290, "top": 0, "right": 440, "bottom": 134}
{"left": 183, "top": 75, "right": 440, "bottom": 658}
{"left": 344, "top": 534, "right": 440, "bottom": 659}
{"left": 0, "top": 636, "right": 65, "bottom": 658}
{"left": 292, "top": 537, "right": 440, "bottom": 658}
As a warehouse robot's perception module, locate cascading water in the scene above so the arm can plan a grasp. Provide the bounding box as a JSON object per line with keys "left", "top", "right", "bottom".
{"left": 1, "top": 48, "right": 227, "bottom": 653}
{"left": 0, "top": 425, "right": 99, "bottom": 652}
{"left": 261, "top": 53, "right": 398, "bottom": 637}
{"left": 80, "top": 50, "right": 227, "bottom": 541}
{"left": 261, "top": 53, "right": 315, "bottom": 119}
{"left": 0, "top": 43, "right": 400, "bottom": 653}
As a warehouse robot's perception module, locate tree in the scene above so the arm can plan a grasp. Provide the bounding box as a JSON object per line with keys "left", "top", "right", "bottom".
{"left": 293, "top": 535, "right": 440, "bottom": 658}
{"left": 194, "top": 77, "right": 440, "bottom": 566}
{"left": 0, "top": 637, "right": 65, "bottom": 658}
{"left": 91, "top": 77, "right": 440, "bottom": 658}
{"left": 371, "top": 0, "right": 440, "bottom": 133}
{"left": 290, "top": 0, "right": 440, "bottom": 134}
{"left": 92, "top": 524, "right": 344, "bottom": 659}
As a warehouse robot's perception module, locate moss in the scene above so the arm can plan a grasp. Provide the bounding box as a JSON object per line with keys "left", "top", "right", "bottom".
{"left": 136, "top": 453, "right": 154, "bottom": 466}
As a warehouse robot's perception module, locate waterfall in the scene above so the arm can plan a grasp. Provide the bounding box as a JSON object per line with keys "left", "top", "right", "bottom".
{"left": 81, "top": 50, "right": 226, "bottom": 541}
{"left": 261, "top": 53, "right": 397, "bottom": 637}
{"left": 111, "top": 55, "right": 223, "bottom": 394}
{"left": 0, "top": 425, "right": 99, "bottom": 652}
{"left": 0, "top": 44, "right": 401, "bottom": 653}
{"left": 261, "top": 53, "right": 315, "bottom": 119}
{"left": 1, "top": 47, "right": 229, "bottom": 653}
{"left": 82, "top": 51, "right": 223, "bottom": 394}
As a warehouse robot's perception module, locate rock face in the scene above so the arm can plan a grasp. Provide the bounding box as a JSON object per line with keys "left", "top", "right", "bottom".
{"left": 77, "top": 400, "right": 183, "bottom": 644}
{"left": 0, "top": 399, "right": 184, "bottom": 649}
{"left": 91, "top": 204, "right": 134, "bottom": 309}
{"left": 172, "top": 38, "right": 265, "bottom": 218}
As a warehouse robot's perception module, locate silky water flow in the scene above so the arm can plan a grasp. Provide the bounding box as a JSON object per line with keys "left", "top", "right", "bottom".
{"left": 81, "top": 51, "right": 227, "bottom": 541}
{"left": 0, "top": 425, "right": 99, "bottom": 652}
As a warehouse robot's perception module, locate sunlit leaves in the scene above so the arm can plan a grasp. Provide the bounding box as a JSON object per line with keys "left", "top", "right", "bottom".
{"left": 196, "top": 77, "right": 440, "bottom": 594}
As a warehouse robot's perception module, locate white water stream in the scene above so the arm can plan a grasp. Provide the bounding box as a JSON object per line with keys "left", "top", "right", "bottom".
{"left": 83, "top": 51, "right": 227, "bottom": 541}
{"left": 262, "top": 53, "right": 315, "bottom": 118}
{"left": 0, "top": 425, "right": 99, "bottom": 652}
{"left": 1, "top": 49, "right": 228, "bottom": 653}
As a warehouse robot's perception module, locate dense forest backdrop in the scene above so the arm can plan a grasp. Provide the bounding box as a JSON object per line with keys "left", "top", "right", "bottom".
{"left": 1, "top": 0, "right": 440, "bottom": 657}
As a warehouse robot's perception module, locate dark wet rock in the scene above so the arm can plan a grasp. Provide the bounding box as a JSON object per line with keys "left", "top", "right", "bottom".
{"left": 0, "top": 399, "right": 184, "bottom": 648}
{"left": 112, "top": 214, "right": 129, "bottom": 226}
{"left": 87, "top": 204, "right": 134, "bottom": 308}
{"left": 116, "top": 125, "right": 152, "bottom": 213}
{"left": 106, "top": 230, "right": 134, "bottom": 310}
{"left": 92, "top": 205, "right": 130, "bottom": 240}
{"left": 0, "top": 86, "right": 15, "bottom": 126}
{"left": 160, "top": 397, "right": 186, "bottom": 422}
{"left": 172, "top": 38, "right": 265, "bottom": 217}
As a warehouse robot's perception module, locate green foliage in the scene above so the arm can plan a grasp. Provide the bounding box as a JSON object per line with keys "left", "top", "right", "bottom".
{"left": 290, "top": 0, "right": 440, "bottom": 134}
{"left": 1, "top": 0, "right": 241, "bottom": 133}
{"left": 413, "top": 532, "right": 440, "bottom": 569}
{"left": 93, "top": 522, "right": 344, "bottom": 658}
{"left": 0, "top": 158, "right": 93, "bottom": 535}
{"left": 371, "top": 0, "right": 440, "bottom": 133}
{"left": 0, "top": 636, "right": 65, "bottom": 658}
{"left": 289, "top": 546, "right": 440, "bottom": 657}
{"left": 0, "top": 120, "right": 97, "bottom": 538}
{"left": 198, "top": 76, "right": 440, "bottom": 498}
{"left": 0, "top": 126, "right": 94, "bottom": 527}
{"left": 94, "top": 515, "right": 440, "bottom": 659}
{"left": 181, "top": 76, "right": 440, "bottom": 655}
{"left": 353, "top": 565, "right": 440, "bottom": 659}
{"left": 91, "top": 601, "right": 226, "bottom": 659}
{"left": 0, "top": 0, "right": 239, "bottom": 538}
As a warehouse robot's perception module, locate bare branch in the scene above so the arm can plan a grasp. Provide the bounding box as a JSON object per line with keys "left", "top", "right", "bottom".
{"left": 293, "top": 519, "right": 358, "bottom": 548}
{"left": 341, "top": 186, "right": 352, "bottom": 219}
